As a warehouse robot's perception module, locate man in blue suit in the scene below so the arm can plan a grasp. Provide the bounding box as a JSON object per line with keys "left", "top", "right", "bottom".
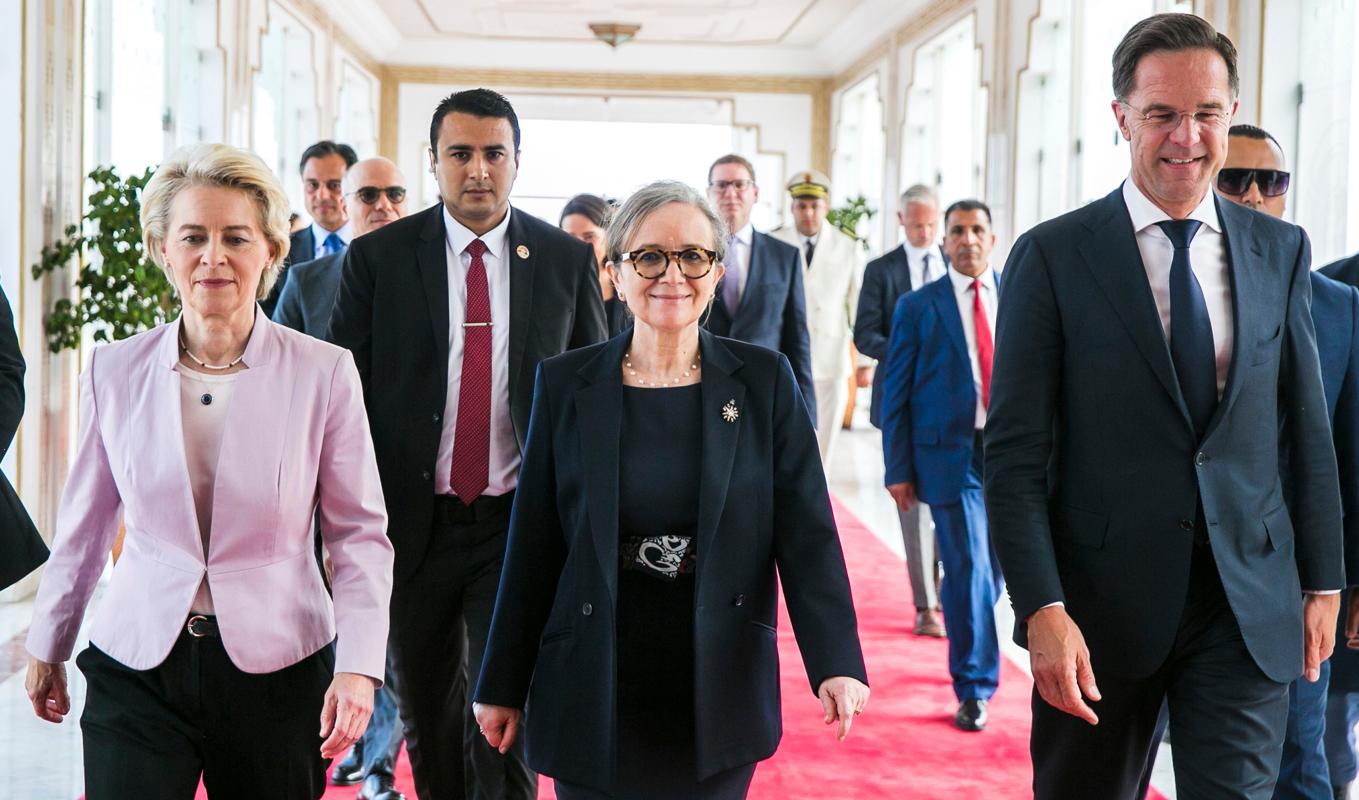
{"left": 704, "top": 154, "right": 817, "bottom": 424}
{"left": 856, "top": 184, "right": 949, "bottom": 638}
{"left": 986, "top": 15, "right": 1343, "bottom": 798}
{"left": 882, "top": 199, "right": 1003, "bottom": 732}
{"left": 1215, "top": 123, "right": 1359, "bottom": 800}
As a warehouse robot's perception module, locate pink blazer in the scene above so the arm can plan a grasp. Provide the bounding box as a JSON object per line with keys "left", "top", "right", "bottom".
{"left": 26, "top": 314, "right": 393, "bottom": 679}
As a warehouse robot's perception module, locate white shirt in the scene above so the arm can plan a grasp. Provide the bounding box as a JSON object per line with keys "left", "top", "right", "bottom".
{"left": 310, "top": 220, "right": 353, "bottom": 259}
{"left": 902, "top": 241, "right": 944, "bottom": 291}
{"left": 434, "top": 206, "right": 518, "bottom": 497}
{"left": 947, "top": 265, "right": 998, "bottom": 430}
{"left": 174, "top": 365, "right": 241, "bottom": 614}
{"left": 801, "top": 232, "right": 819, "bottom": 264}
{"left": 1122, "top": 178, "right": 1234, "bottom": 397}
{"left": 728, "top": 222, "right": 755, "bottom": 298}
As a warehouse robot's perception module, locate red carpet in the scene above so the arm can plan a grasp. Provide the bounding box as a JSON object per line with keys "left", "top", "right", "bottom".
{"left": 168, "top": 495, "right": 1165, "bottom": 799}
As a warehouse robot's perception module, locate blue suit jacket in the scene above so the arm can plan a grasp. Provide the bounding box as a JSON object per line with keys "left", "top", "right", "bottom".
{"left": 704, "top": 231, "right": 816, "bottom": 424}
{"left": 985, "top": 187, "right": 1342, "bottom": 683}
{"left": 260, "top": 225, "right": 317, "bottom": 318}
{"left": 881, "top": 273, "right": 994, "bottom": 504}
{"left": 272, "top": 251, "right": 344, "bottom": 337}
{"left": 473, "top": 330, "right": 865, "bottom": 790}
{"left": 854, "top": 244, "right": 947, "bottom": 428}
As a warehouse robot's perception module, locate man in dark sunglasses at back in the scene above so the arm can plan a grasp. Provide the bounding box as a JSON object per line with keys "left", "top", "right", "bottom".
{"left": 274, "top": 157, "right": 409, "bottom": 338}
{"left": 1216, "top": 124, "right": 1292, "bottom": 217}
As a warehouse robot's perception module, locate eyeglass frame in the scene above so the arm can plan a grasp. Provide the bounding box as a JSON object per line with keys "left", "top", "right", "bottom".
{"left": 617, "top": 247, "right": 720, "bottom": 279}
{"left": 347, "top": 185, "right": 408, "bottom": 205}
{"left": 1117, "top": 102, "right": 1233, "bottom": 133}
{"left": 1215, "top": 167, "right": 1291, "bottom": 198}
{"left": 707, "top": 179, "right": 755, "bottom": 193}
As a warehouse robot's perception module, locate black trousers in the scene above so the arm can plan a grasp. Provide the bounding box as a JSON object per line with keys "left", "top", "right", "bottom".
{"left": 1031, "top": 540, "right": 1290, "bottom": 799}
{"left": 389, "top": 494, "right": 536, "bottom": 800}
{"left": 78, "top": 628, "right": 333, "bottom": 799}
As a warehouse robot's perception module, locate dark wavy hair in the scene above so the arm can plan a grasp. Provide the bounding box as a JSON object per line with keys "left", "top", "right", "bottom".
{"left": 429, "top": 88, "right": 521, "bottom": 151}
{"left": 559, "top": 194, "right": 612, "bottom": 228}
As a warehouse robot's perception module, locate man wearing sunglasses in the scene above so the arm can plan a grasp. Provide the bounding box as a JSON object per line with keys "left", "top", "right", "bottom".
{"left": 274, "top": 158, "right": 409, "bottom": 339}
{"left": 1216, "top": 124, "right": 1292, "bottom": 218}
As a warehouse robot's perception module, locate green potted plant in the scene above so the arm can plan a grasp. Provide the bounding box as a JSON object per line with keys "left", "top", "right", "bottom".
{"left": 827, "top": 195, "right": 877, "bottom": 252}
{"left": 30, "top": 165, "right": 177, "bottom": 353}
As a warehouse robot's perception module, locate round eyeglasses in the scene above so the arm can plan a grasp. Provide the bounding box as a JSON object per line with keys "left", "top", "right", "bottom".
{"left": 619, "top": 247, "right": 718, "bottom": 279}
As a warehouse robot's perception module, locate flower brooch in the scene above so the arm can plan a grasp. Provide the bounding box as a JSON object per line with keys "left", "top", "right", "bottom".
{"left": 721, "top": 399, "right": 739, "bottom": 423}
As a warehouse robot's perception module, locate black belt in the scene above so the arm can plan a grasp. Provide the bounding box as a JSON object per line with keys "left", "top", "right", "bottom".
{"left": 433, "top": 492, "right": 515, "bottom": 525}
{"left": 185, "top": 614, "right": 219, "bottom": 638}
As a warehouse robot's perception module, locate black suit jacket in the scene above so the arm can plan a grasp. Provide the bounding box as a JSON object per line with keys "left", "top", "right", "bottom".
{"left": 271, "top": 251, "right": 343, "bottom": 336}
{"left": 985, "top": 187, "right": 1342, "bottom": 683}
{"left": 854, "top": 243, "right": 947, "bottom": 427}
{"left": 326, "top": 204, "right": 607, "bottom": 580}
{"left": 0, "top": 286, "right": 47, "bottom": 590}
{"left": 261, "top": 226, "right": 320, "bottom": 318}
{"left": 473, "top": 330, "right": 866, "bottom": 790}
{"left": 704, "top": 231, "right": 816, "bottom": 424}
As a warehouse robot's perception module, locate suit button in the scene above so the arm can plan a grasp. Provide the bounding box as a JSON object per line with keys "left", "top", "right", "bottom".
{"left": 1195, "top": 452, "right": 1208, "bottom": 466}
{"left": 432, "top": 412, "right": 441, "bottom": 423}
{"left": 581, "top": 602, "right": 593, "bottom": 616}
{"left": 732, "top": 594, "right": 745, "bottom": 607}
{"left": 1179, "top": 519, "right": 1193, "bottom": 531}
{"left": 421, "top": 470, "right": 431, "bottom": 481}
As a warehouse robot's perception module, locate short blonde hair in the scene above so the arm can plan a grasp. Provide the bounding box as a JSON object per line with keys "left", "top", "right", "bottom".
{"left": 141, "top": 143, "right": 292, "bottom": 300}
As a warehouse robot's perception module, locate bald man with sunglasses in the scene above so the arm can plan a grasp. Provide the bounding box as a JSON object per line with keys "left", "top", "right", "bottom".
{"left": 274, "top": 158, "right": 410, "bottom": 338}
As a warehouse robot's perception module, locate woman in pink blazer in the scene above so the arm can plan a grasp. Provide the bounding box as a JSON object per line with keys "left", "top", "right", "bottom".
{"left": 23, "top": 143, "right": 394, "bottom": 799}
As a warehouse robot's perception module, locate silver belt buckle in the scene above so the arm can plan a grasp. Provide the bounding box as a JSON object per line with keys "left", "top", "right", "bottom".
{"left": 186, "top": 614, "right": 211, "bottom": 637}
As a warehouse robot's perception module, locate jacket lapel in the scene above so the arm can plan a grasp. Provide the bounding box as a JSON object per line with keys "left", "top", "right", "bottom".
{"left": 1203, "top": 195, "right": 1262, "bottom": 439}
{"left": 930, "top": 277, "right": 971, "bottom": 367}
{"left": 507, "top": 209, "right": 536, "bottom": 411}
{"left": 1077, "top": 188, "right": 1193, "bottom": 429}
{"left": 155, "top": 319, "right": 206, "bottom": 559}
{"left": 574, "top": 334, "right": 629, "bottom": 602}
{"left": 415, "top": 205, "right": 452, "bottom": 369}
{"left": 695, "top": 331, "right": 745, "bottom": 566}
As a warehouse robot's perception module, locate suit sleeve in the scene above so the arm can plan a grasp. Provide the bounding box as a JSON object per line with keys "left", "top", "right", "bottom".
{"left": 271, "top": 267, "right": 306, "bottom": 333}
{"left": 982, "top": 233, "right": 1068, "bottom": 621}
{"left": 474, "top": 364, "right": 568, "bottom": 708}
{"left": 1337, "top": 287, "right": 1359, "bottom": 585}
{"left": 781, "top": 250, "right": 817, "bottom": 425}
{"left": 0, "top": 286, "right": 24, "bottom": 455}
{"left": 26, "top": 348, "right": 124, "bottom": 663}
{"left": 1282, "top": 231, "right": 1345, "bottom": 591}
{"left": 854, "top": 264, "right": 888, "bottom": 362}
{"left": 881, "top": 296, "right": 919, "bottom": 487}
{"left": 770, "top": 354, "right": 868, "bottom": 692}
{"left": 570, "top": 246, "right": 609, "bottom": 349}
{"left": 316, "top": 350, "right": 394, "bottom": 682}
{"left": 325, "top": 245, "right": 374, "bottom": 387}
{"left": 847, "top": 246, "right": 871, "bottom": 367}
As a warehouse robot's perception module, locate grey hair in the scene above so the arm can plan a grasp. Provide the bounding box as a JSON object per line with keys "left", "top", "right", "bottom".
{"left": 605, "top": 180, "right": 729, "bottom": 266}
{"left": 900, "top": 183, "right": 938, "bottom": 210}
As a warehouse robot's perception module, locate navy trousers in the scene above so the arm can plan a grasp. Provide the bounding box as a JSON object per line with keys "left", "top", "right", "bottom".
{"left": 928, "top": 436, "right": 1002, "bottom": 702}
{"left": 1274, "top": 660, "right": 1332, "bottom": 799}
{"left": 360, "top": 657, "right": 406, "bottom": 779}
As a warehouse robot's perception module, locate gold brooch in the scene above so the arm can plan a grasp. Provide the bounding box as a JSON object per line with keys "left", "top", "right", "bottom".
{"left": 722, "top": 399, "right": 739, "bottom": 423}
{"left": 516, "top": 245, "right": 530, "bottom": 259}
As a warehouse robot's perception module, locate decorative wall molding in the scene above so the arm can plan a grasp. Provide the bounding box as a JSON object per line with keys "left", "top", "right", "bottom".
{"left": 832, "top": 0, "right": 972, "bottom": 91}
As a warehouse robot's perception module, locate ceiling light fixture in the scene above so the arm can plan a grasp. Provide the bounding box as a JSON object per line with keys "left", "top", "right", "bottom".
{"left": 589, "top": 22, "right": 641, "bottom": 48}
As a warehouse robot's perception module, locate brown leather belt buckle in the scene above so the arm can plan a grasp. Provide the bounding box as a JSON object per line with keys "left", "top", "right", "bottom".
{"left": 186, "top": 615, "right": 217, "bottom": 638}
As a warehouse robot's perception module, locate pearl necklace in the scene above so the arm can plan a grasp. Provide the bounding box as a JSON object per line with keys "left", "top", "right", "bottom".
{"left": 179, "top": 335, "right": 246, "bottom": 371}
{"left": 623, "top": 350, "right": 700, "bottom": 387}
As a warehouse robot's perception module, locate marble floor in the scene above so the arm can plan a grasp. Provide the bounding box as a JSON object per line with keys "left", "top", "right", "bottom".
{"left": 0, "top": 404, "right": 1187, "bottom": 798}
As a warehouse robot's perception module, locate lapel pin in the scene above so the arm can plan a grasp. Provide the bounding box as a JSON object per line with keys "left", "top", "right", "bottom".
{"left": 516, "top": 244, "right": 530, "bottom": 260}
{"left": 721, "top": 399, "right": 739, "bottom": 423}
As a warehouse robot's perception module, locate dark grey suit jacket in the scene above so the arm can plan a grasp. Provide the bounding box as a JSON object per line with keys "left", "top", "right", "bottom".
{"left": 272, "top": 251, "right": 343, "bottom": 337}
{"left": 261, "top": 226, "right": 321, "bottom": 318}
{"left": 0, "top": 285, "right": 47, "bottom": 589}
{"left": 985, "top": 187, "right": 1342, "bottom": 683}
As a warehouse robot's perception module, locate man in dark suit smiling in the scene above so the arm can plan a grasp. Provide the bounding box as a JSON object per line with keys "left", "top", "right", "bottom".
{"left": 327, "top": 88, "right": 606, "bottom": 800}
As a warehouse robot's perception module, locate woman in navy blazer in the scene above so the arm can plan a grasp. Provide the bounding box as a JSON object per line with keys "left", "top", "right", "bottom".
{"left": 472, "top": 181, "right": 868, "bottom": 799}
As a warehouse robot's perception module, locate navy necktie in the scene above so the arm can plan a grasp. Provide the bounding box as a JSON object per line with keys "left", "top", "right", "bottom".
{"left": 1158, "top": 219, "right": 1217, "bottom": 438}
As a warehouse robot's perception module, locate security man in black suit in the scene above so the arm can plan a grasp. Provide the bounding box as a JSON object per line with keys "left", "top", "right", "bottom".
{"left": 986, "top": 14, "right": 1342, "bottom": 798}
{"left": 0, "top": 285, "right": 46, "bottom": 591}
{"left": 327, "top": 89, "right": 607, "bottom": 800}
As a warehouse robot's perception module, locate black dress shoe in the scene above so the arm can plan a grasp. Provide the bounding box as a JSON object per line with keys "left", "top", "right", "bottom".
{"left": 954, "top": 698, "right": 988, "bottom": 732}
{"left": 329, "top": 742, "right": 364, "bottom": 786}
{"left": 357, "top": 773, "right": 405, "bottom": 800}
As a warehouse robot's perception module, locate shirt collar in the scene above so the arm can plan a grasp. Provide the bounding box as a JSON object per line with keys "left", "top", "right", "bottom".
{"left": 902, "top": 240, "right": 937, "bottom": 262}
{"left": 311, "top": 220, "right": 352, "bottom": 246}
{"left": 731, "top": 222, "right": 754, "bottom": 246}
{"left": 1122, "top": 176, "right": 1222, "bottom": 235}
{"left": 948, "top": 265, "right": 995, "bottom": 294}
{"left": 443, "top": 204, "right": 513, "bottom": 261}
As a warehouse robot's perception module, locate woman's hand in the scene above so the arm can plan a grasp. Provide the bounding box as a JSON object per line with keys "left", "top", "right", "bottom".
{"left": 817, "top": 676, "right": 870, "bottom": 741}
{"left": 473, "top": 702, "right": 522, "bottom": 754}
{"left": 25, "top": 657, "right": 71, "bottom": 723}
{"left": 319, "top": 672, "right": 377, "bottom": 759}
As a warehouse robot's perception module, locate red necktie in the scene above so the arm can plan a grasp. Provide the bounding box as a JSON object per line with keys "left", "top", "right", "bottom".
{"left": 973, "top": 279, "right": 994, "bottom": 409}
{"left": 451, "top": 239, "right": 491, "bottom": 502}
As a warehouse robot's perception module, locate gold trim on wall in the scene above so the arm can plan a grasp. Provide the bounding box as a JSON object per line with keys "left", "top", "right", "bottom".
{"left": 833, "top": 0, "right": 972, "bottom": 92}
{"left": 281, "top": 0, "right": 382, "bottom": 76}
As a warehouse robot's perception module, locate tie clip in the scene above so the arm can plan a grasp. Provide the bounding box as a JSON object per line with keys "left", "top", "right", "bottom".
{"left": 463, "top": 322, "right": 493, "bottom": 328}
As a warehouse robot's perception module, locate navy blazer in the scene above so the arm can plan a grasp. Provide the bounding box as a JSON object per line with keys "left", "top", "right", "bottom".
{"left": 704, "top": 231, "right": 817, "bottom": 424}
{"left": 260, "top": 226, "right": 317, "bottom": 318}
{"left": 881, "top": 273, "right": 994, "bottom": 504}
{"left": 985, "top": 187, "right": 1342, "bottom": 683}
{"left": 474, "top": 330, "right": 866, "bottom": 791}
{"left": 1322, "top": 251, "right": 1359, "bottom": 288}
{"left": 854, "top": 244, "right": 947, "bottom": 428}
{"left": 272, "top": 251, "right": 343, "bottom": 337}
{"left": 0, "top": 285, "right": 47, "bottom": 590}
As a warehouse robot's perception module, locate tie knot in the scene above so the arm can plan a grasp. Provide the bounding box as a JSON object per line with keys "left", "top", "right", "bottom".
{"left": 324, "top": 232, "right": 344, "bottom": 251}
{"left": 466, "top": 239, "right": 488, "bottom": 259}
{"left": 1157, "top": 219, "right": 1203, "bottom": 250}
{"left": 972, "top": 278, "right": 984, "bottom": 292}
